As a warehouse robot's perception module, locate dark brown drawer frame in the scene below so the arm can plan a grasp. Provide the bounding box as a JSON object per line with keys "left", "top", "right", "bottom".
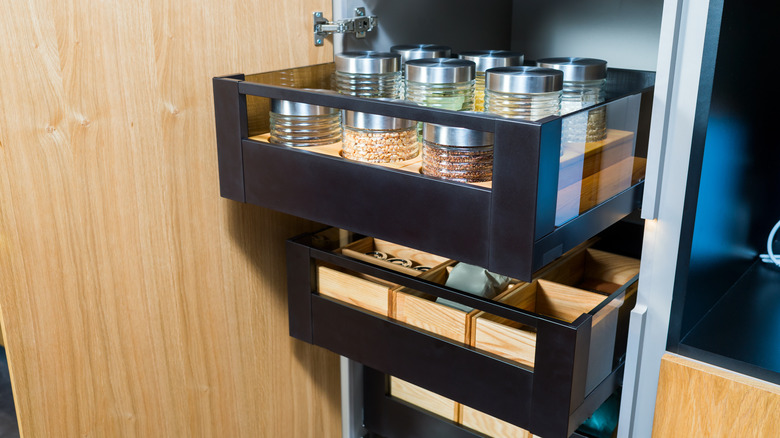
{"left": 213, "top": 65, "right": 653, "bottom": 280}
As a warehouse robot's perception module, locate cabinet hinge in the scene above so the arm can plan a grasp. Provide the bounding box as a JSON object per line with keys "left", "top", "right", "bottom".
{"left": 313, "top": 7, "right": 377, "bottom": 46}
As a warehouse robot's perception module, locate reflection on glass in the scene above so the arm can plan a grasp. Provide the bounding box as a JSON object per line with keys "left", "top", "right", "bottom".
{"left": 555, "top": 94, "right": 647, "bottom": 226}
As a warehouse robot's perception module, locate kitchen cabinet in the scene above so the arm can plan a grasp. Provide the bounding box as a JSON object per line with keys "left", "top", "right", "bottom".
{"left": 212, "top": 1, "right": 666, "bottom": 437}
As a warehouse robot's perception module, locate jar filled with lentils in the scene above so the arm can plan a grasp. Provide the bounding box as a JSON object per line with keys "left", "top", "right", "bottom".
{"left": 405, "top": 58, "right": 476, "bottom": 111}
{"left": 484, "top": 66, "right": 563, "bottom": 121}
{"left": 334, "top": 51, "right": 402, "bottom": 98}
{"left": 537, "top": 57, "right": 608, "bottom": 142}
{"left": 457, "top": 50, "right": 524, "bottom": 112}
{"left": 422, "top": 123, "right": 493, "bottom": 183}
{"left": 268, "top": 97, "right": 341, "bottom": 147}
{"left": 391, "top": 44, "right": 452, "bottom": 99}
{"left": 342, "top": 111, "right": 419, "bottom": 163}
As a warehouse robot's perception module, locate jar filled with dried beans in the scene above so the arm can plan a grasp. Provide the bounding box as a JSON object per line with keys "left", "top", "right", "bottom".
{"left": 342, "top": 111, "right": 419, "bottom": 163}
{"left": 421, "top": 123, "right": 494, "bottom": 183}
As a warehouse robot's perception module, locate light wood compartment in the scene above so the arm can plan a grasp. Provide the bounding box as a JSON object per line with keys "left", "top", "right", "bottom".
{"left": 459, "top": 403, "right": 540, "bottom": 438}
{"left": 317, "top": 236, "right": 450, "bottom": 317}
{"left": 471, "top": 245, "right": 639, "bottom": 376}
{"left": 392, "top": 263, "right": 523, "bottom": 344}
{"left": 389, "top": 377, "right": 459, "bottom": 422}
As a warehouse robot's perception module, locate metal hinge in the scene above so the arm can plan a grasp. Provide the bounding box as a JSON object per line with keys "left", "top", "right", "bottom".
{"left": 313, "top": 7, "right": 377, "bottom": 46}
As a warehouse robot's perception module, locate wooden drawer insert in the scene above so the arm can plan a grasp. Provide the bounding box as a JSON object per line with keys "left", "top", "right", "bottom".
{"left": 287, "top": 228, "right": 639, "bottom": 438}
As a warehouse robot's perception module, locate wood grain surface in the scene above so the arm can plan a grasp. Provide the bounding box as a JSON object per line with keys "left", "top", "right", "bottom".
{"left": 653, "top": 354, "right": 780, "bottom": 438}
{"left": 390, "top": 377, "right": 458, "bottom": 422}
{"left": 460, "top": 403, "right": 539, "bottom": 438}
{"left": 0, "top": 0, "right": 340, "bottom": 436}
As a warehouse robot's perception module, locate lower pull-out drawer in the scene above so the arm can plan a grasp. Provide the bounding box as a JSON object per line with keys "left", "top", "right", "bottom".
{"left": 286, "top": 227, "right": 639, "bottom": 438}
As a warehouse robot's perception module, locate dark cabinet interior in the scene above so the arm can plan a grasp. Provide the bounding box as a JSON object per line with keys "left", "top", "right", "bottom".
{"left": 666, "top": 0, "right": 780, "bottom": 385}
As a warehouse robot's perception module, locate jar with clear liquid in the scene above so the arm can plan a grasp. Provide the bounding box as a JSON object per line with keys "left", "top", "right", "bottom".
{"left": 484, "top": 66, "right": 562, "bottom": 121}
{"left": 269, "top": 98, "right": 341, "bottom": 147}
{"left": 391, "top": 44, "right": 451, "bottom": 99}
{"left": 457, "top": 50, "right": 524, "bottom": 112}
{"left": 405, "top": 58, "right": 475, "bottom": 111}
{"left": 334, "top": 51, "right": 402, "bottom": 99}
{"left": 537, "top": 57, "right": 608, "bottom": 143}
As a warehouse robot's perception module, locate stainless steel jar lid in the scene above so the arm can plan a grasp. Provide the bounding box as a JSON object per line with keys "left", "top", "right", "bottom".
{"left": 423, "top": 123, "right": 494, "bottom": 147}
{"left": 486, "top": 66, "right": 563, "bottom": 94}
{"left": 343, "top": 110, "right": 416, "bottom": 130}
{"left": 271, "top": 97, "right": 338, "bottom": 116}
{"left": 535, "top": 57, "right": 607, "bottom": 81}
{"left": 335, "top": 51, "right": 401, "bottom": 74}
{"left": 391, "top": 44, "right": 452, "bottom": 64}
{"left": 405, "top": 58, "right": 475, "bottom": 84}
{"left": 457, "top": 50, "right": 525, "bottom": 73}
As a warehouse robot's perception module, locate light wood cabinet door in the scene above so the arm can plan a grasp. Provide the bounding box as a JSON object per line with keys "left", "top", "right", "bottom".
{"left": 0, "top": 0, "right": 340, "bottom": 436}
{"left": 653, "top": 354, "right": 780, "bottom": 438}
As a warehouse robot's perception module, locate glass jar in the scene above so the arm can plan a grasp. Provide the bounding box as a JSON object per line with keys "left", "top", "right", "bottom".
{"left": 342, "top": 111, "right": 419, "bottom": 163}
{"left": 391, "top": 44, "right": 452, "bottom": 99}
{"left": 269, "top": 97, "right": 340, "bottom": 147}
{"left": 334, "top": 51, "right": 402, "bottom": 98}
{"left": 422, "top": 123, "right": 494, "bottom": 183}
{"left": 537, "top": 57, "right": 608, "bottom": 143}
{"left": 405, "top": 58, "right": 476, "bottom": 111}
{"left": 484, "top": 66, "right": 562, "bottom": 121}
{"left": 458, "top": 50, "right": 524, "bottom": 112}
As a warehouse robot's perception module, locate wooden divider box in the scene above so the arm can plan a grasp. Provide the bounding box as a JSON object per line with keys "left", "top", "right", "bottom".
{"left": 392, "top": 263, "right": 523, "bottom": 344}
{"left": 471, "top": 280, "right": 606, "bottom": 368}
{"left": 472, "top": 246, "right": 639, "bottom": 392}
{"left": 538, "top": 247, "right": 640, "bottom": 295}
{"left": 316, "top": 237, "right": 450, "bottom": 317}
{"left": 390, "top": 377, "right": 459, "bottom": 422}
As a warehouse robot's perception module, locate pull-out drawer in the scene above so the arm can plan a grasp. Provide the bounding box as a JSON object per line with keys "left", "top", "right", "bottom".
{"left": 214, "top": 64, "right": 653, "bottom": 281}
{"left": 286, "top": 227, "right": 639, "bottom": 438}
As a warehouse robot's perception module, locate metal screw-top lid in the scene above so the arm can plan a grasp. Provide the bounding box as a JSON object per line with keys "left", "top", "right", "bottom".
{"left": 343, "top": 110, "right": 416, "bottom": 130}
{"left": 405, "top": 58, "right": 475, "bottom": 84}
{"left": 457, "top": 50, "right": 525, "bottom": 73}
{"left": 535, "top": 57, "right": 607, "bottom": 81}
{"left": 391, "top": 44, "right": 452, "bottom": 64}
{"left": 271, "top": 93, "right": 339, "bottom": 116}
{"left": 423, "top": 123, "right": 494, "bottom": 147}
{"left": 486, "top": 66, "right": 563, "bottom": 94}
{"left": 335, "top": 51, "right": 401, "bottom": 74}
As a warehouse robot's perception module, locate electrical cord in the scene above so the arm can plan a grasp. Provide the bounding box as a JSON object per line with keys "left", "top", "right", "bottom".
{"left": 761, "top": 218, "right": 780, "bottom": 267}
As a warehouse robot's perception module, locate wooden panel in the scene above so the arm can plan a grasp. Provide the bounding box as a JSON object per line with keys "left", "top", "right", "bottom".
{"left": 653, "top": 354, "right": 780, "bottom": 438}
{"left": 460, "top": 404, "right": 539, "bottom": 438}
{"left": 0, "top": 0, "right": 339, "bottom": 437}
{"left": 390, "top": 377, "right": 458, "bottom": 422}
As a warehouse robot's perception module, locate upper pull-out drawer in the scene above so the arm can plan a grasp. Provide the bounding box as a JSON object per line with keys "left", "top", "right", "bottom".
{"left": 286, "top": 226, "right": 639, "bottom": 438}
{"left": 213, "top": 64, "right": 653, "bottom": 280}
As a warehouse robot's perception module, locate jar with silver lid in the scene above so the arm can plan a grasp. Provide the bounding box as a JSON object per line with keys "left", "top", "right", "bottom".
{"left": 458, "top": 50, "right": 524, "bottom": 112}
{"left": 269, "top": 97, "right": 341, "bottom": 147}
{"left": 391, "top": 44, "right": 452, "bottom": 98}
{"left": 405, "top": 58, "right": 476, "bottom": 111}
{"left": 422, "top": 123, "right": 494, "bottom": 183}
{"left": 334, "top": 51, "right": 402, "bottom": 98}
{"left": 484, "top": 66, "right": 563, "bottom": 121}
{"left": 537, "top": 57, "right": 608, "bottom": 142}
{"left": 342, "top": 111, "right": 419, "bottom": 163}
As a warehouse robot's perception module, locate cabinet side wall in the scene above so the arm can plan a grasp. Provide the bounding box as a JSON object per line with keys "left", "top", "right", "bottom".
{"left": 0, "top": 0, "right": 341, "bottom": 436}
